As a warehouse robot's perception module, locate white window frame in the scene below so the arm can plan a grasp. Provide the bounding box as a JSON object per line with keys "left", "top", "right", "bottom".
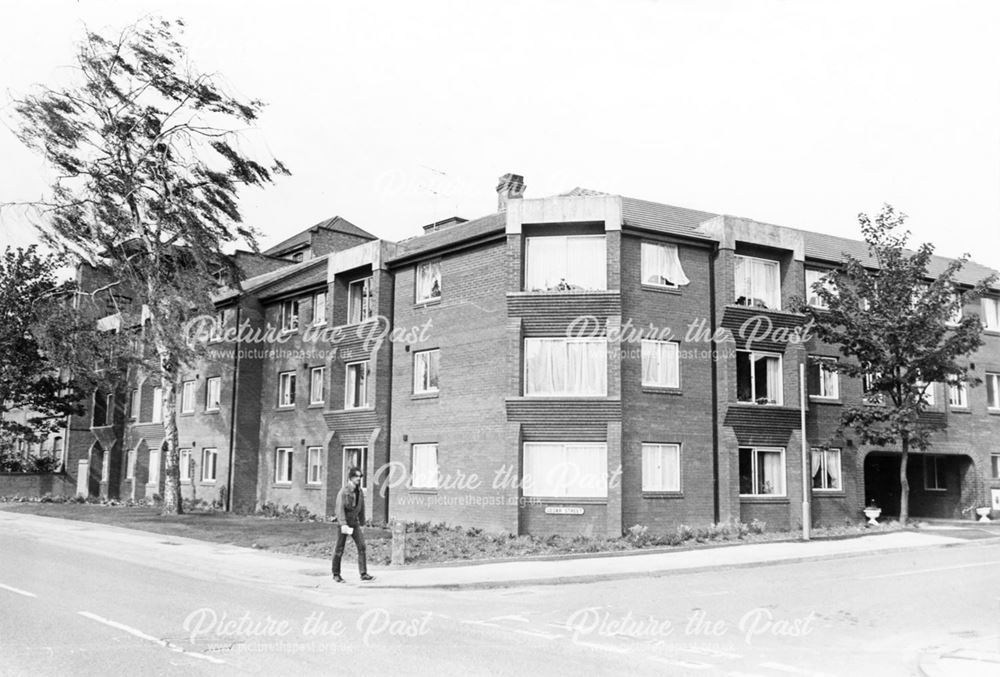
{"left": 947, "top": 381, "right": 968, "bottom": 409}
{"left": 348, "top": 277, "right": 374, "bottom": 324}
{"left": 982, "top": 297, "right": 1000, "bottom": 331}
{"left": 739, "top": 446, "right": 787, "bottom": 497}
{"left": 307, "top": 446, "right": 323, "bottom": 485}
{"left": 915, "top": 380, "right": 935, "bottom": 407}
{"left": 312, "top": 290, "right": 327, "bottom": 326}
{"left": 345, "top": 361, "right": 370, "bottom": 409}
{"left": 201, "top": 448, "right": 218, "bottom": 482}
{"left": 641, "top": 340, "right": 680, "bottom": 388}
{"left": 805, "top": 269, "right": 835, "bottom": 309}
{"left": 522, "top": 442, "right": 608, "bottom": 498}
{"left": 104, "top": 393, "right": 114, "bottom": 425}
{"left": 413, "top": 349, "right": 440, "bottom": 394}
{"left": 641, "top": 443, "right": 681, "bottom": 493}
{"left": 179, "top": 449, "right": 193, "bottom": 483}
{"left": 275, "top": 447, "right": 293, "bottom": 485}
{"left": 180, "top": 380, "right": 196, "bottom": 413}
{"left": 151, "top": 387, "right": 163, "bottom": 423}
{"left": 991, "top": 452, "right": 1000, "bottom": 480}
{"left": 523, "top": 337, "right": 608, "bottom": 397}
{"left": 279, "top": 299, "right": 299, "bottom": 333}
{"left": 277, "top": 371, "right": 296, "bottom": 408}
{"left": 986, "top": 372, "right": 1000, "bottom": 411}
{"left": 415, "top": 261, "right": 442, "bottom": 303}
{"left": 129, "top": 388, "right": 140, "bottom": 420}
{"left": 924, "top": 455, "right": 946, "bottom": 491}
{"left": 735, "top": 254, "right": 781, "bottom": 310}
{"left": 344, "top": 446, "right": 368, "bottom": 489}
{"left": 810, "top": 447, "right": 842, "bottom": 492}
{"left": 524, "top": 234, "right": 607, "bottom": 292}
{"left": 205, "top": 376, "right": 221, "bottom": 412}
{"left": 808, "top": 356, "right": 840, "bottom": 400}
{"left": 411, "top": 443, "right": 438, "bottom": 489}
{"left": 640, "top": 241, "right": 689, "bottom": 289}
{"left": 310, "top": 366, "right": 326, "bottom": 405}
{"left": 125, "top": 447, "right": 135, "bottom": 480}
{"left": 736, "top": 350, "right": 783, "bottom": 405}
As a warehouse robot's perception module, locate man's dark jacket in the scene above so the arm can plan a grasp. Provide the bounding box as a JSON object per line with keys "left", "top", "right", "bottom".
{"left": 335, "top": 483, "right": 366, "bottom": 528}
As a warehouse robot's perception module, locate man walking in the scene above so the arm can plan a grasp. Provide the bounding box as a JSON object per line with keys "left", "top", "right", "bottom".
{"left": 333, "top": 466, "right": 373, "bottom": 582}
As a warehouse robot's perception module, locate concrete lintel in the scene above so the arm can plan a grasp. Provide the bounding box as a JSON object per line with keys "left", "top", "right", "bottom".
{"left": 698, "top": 215, "right": 805, "bottom": 261}
{"left": 506, "top": 195, "right": 623, "bottom": 234}
{"left": 327, "top": 240, "right": 390, "bottom": 282}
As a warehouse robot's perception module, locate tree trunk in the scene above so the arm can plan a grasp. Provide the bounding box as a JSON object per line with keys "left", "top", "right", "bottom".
{"left": 155, "top": 340, "right": 183, "bottom": 515}
{"left": 899, "top": 435, "right": 910, "bottom": 526}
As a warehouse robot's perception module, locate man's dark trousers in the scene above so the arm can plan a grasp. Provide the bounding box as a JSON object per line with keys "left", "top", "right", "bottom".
{"left": 332, "top": 527, "right": 367, "bottom": 576}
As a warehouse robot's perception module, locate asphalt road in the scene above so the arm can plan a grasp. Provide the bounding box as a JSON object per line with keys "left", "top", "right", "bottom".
{"left": 2, "top": 520, "right": 999, "bottom": 676}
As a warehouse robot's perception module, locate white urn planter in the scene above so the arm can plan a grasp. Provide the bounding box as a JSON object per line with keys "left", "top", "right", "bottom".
{"left": 976, "top": 507, "right": 992, "bottom": 522}
{"left": 863, "top": 507, "right": 882, "bottom": 526}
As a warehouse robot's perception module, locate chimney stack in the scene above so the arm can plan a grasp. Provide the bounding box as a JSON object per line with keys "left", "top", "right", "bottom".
{"left": 496, "top": 173, "right": 526, "bottom": 212}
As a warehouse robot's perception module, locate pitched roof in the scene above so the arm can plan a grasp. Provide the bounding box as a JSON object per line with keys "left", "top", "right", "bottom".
{"left": 389, "top": 212, "right": 506, "bottom": 262}
{"left": 263, "top": 216, "right": 376, "bottom": 257}
{"left": 213, "top": 255, "right": 329, "bottom": 303}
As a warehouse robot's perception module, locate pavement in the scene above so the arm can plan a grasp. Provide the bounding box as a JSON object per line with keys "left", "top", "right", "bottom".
{"left": 2, "top": 509, "right": 999, "bottom": 675}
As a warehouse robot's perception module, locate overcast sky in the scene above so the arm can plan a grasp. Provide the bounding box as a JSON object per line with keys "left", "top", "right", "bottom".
{"left": 2, "top": 0, "right": 999, "bottom": 271}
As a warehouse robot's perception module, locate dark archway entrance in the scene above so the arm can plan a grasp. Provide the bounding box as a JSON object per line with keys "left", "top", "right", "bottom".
{"left": 864, "top": 452, "right": 972, "bottom": 519}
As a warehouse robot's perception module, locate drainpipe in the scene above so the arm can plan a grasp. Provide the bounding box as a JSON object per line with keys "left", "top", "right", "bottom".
{"left": 225, "top": 301, "right": 242, "bottom": 512}
{"left": 708, "top": 246, "right": 720, "bottom": 523}
{"left": 800, "top": 362, "right": 811, "bottom": 540}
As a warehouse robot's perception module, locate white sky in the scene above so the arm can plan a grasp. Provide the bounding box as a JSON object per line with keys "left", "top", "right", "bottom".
{"left": 2, "top": 0, "right": 999, "bottom": 272}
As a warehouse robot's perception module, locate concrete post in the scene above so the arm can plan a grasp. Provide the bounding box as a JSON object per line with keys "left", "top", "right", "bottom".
{"left": 391, "top": 520, "right": 406, "bottom": 566}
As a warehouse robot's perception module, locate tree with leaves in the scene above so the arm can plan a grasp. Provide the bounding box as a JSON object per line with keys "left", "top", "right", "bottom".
{"left": 803, "top": 205, "right": 997, "bottom": 525}
{"left": 0, "top": 245, "right": 105, "bottom": 461}
{"left": 7, "top": 18, "right": 288, "bottom": 513}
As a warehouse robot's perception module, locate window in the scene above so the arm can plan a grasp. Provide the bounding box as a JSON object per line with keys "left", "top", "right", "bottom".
{"left": 53, "top": 436, "right": 63, "bottom": 458}
{"left": 641, "top": 443, "right": 681, "bottom": 492}
{"left": 181, "top": 380, "right": 196, "bottom": 413}
{"left": 915, "top": 380, "right": 935, "bottom": 407}
{"left": 129, "top": 389, "right": 139, "bottom": 420}
{"left": 277, "top": 371, "right": 296, "bottom": 407}
{"left": 992, "top": 453, "right": 1000, "bottom": 480}
{"left": 280, "top": 299, "right": 299, "bottom": 333}
{"left": 105, "top": 393, "right": 114, "bottom": 425}
{"left": 811, "top": 448, "right": 842, "bottom": 491}
{"left": 736, "top": 351, "right": 782, "bottom": 405}
{"left": 524, "top": 235, "right": 607, "bottom": 292}
{"left": 291, "top": 251, "right": 304, "bottom": 263}
{"left": 201, "top": 448, "right": 217, "bottom": 482}
{"left": 522, "top": 443, "right": 608, "bottom": 498}
{"left": 947, "top": 293, "right": 963, "bottom": 326}
{"left": 415, "top": 261, "right": 442, "bottom": 303}
{"left": 179, "top": 449, "right": 194, "bottom": 482}
{"left": 735, "top": 255, "right": 780, "bottom": 309}
{"left": 739, "top": 447, "right": 786, "bottom": 496}
{"left": 924, "top": 455, "right": 946, "bottom": 491}
{"left": 982, "top": 297, "right": 1000, "bottom": 331}
{"left": 206, "top": 377, "right": 221, "bottom": 411}
{"left": 210, "top": 308, "right": 232, "bottom": 342}
{"left": 151, "top": 387, "right": 163, "bottom": 423}
{"left": 312, "top": 291, "right": 327, "bottom": 326}
{"left": 947, "top": 381, "right": 968, "bottom": 408}
{"left": 310, "top": 367, "right": 326, "bottom": 405}
{"left": 413, "top": 349, "right": 440, "bottom": 394}
{"left": 987, "top": 372, "right": 1000, "bottom": 410}
{"left": 125, "top": 447, "right": 135, "bottom": 480}
{"left": 862, "top": 372, "right": 884, "bottom": 406}
{"left": 307, "top": 446, "right": 323, "bottom": 485}
{"left": 275, "top": 448, "right": 293, "bottom": 484}
{"left": 348, "top": 277, "right": 374, "bottom": 324}
{"left": 524, "top": 338, "right": 607, "bottom": 396}
{"left": 411, "top": 443, "right": 438, "bottom": 489}
{"left": 641, "top": 242, "right": 689, "bottom": 288}
{"left": 641, "top": 340, "right": 680, "bottom": 388}
{"left": 808, "top": 357, "right": 839, "bottom": 400}
{"left": 805, "top": 269, "right": 835, "bottom": 309}
{"left": 345, "top": 361, "right": 370, "bottom": 409}
{"left": 344, "top": 446, "right": 368, "bottom": 489}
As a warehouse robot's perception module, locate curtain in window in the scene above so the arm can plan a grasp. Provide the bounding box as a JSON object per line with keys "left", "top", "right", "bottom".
{"left": 416, "top": 263, "right": 441, "bottom": 301}
{"left": 641, "top": 341, "right": 678, "bottom": 387}
{"left": 759, "top": 450, "right": 784, "bottom": 494}
{"left": 811, "top": 449, "right": 823, "bottom": 488}
{"left": 642, "top": 444, "right": 679, "bottom": 491}
{"left": 525, "top": 339, "right": 605, "bottom": 395}
{"left": 523, "top": 443, "right": 561, "bottom": 496}
{"left": 753, "top": 260, "right": 779, "bottom": 308}
{"left": 566, "top": 341, "right": 607, "bottom": 395}
{"left": 411, "top": 444, "right": 438, "bottom": 488}
{"left": 525, "top": 236, "right": 606, "bottom": 291}
{"left": 820, "top": 363, "right": 837, "bottom": 398}
{"left": 568, "top": 236, "right": 607, "bottom": 291}
{"left": 525, "top": 237, "right": 564, "bottom": 291}
{"left": 564, "top": 444, "right": 607, "bottom": 498}
{"left": 826, "top": 450, "right": 841, "bottom": 489}
{"left": 641, "top": 243, "right": 690, "bottom": 287}
{"left": 765, "top": 356, "right": 781, "bottom": 403}
{"left": 984, "top": 298, "right": 1000, "bottom": 329}
{"left": 525, "top": 339, "right": 563, "bottom": 394}
{"left": 735, "top": 256, "right": 751, "bottom": 303}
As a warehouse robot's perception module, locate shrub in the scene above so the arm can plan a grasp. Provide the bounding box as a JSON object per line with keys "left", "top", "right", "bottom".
{"left": 749, "top": 518, "right": 766, "bottom": 534}
{"left": 626, "top": 524, "right": 652, "bottom": 547}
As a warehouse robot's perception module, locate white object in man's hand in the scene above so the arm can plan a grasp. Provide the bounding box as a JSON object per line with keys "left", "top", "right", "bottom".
{"left": 341, "top": 525, "right": 354, "bottom": 535}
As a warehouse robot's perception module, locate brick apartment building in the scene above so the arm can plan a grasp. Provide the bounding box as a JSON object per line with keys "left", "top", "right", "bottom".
{"left": 32, "top": 175, "right": 1000, "bottom": 537}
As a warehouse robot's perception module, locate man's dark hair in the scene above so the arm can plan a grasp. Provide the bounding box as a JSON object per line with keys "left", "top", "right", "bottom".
{"left": 348, "top": 466, "right": 363, "bottom": 479}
